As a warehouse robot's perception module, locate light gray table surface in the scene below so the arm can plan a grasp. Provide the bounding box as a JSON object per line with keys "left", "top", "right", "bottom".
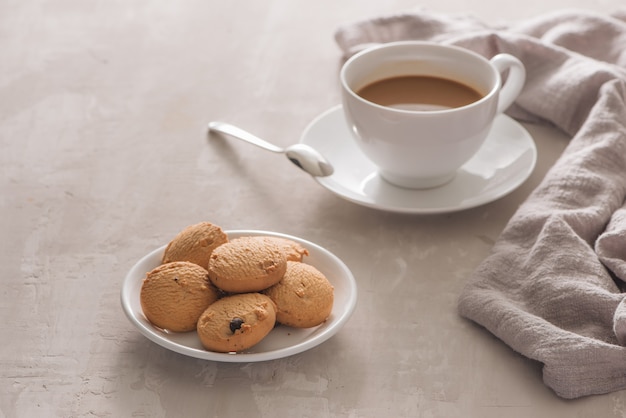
{"left": 3, "top": 1, "right": 625, "bottom": 417}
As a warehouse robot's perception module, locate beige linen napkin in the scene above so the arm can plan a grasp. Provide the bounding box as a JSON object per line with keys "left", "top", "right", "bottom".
{"left": 336, "top": 9, "right": 626, "bottom": 399}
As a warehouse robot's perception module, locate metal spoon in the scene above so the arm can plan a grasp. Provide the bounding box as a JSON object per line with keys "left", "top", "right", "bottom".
{"left": 208, "top": 121, "right": 334, "bottom": 177}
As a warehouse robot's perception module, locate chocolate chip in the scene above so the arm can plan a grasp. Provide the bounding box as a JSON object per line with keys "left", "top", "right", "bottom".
{"left": 229, "top": 317, "right": 244, "bottom": 333}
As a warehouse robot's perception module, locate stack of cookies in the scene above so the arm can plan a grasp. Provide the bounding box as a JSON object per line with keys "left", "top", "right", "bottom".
{"left": 140, "top": 222, "right": 334, "bottom": 353}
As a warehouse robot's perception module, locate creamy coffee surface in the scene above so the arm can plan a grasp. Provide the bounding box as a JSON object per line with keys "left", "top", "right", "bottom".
{"left": 357, "top": 75, "right": 482, "bottom": 111}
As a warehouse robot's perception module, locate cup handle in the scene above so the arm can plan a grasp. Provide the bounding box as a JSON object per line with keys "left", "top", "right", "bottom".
{"left": 490, "top": 54, "right": 526, "bottom": 113}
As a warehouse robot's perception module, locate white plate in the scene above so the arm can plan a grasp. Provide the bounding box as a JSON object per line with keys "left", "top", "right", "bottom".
{"left": 120, "top": 230, "right": 358, "bottom": 362}
{"left": 301, "top": 105, "right": 537, "bottom": 214}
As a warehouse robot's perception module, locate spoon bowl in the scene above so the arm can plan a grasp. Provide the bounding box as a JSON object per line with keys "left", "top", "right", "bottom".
{"left": 208, "top": 121, "right": 334, "bottom": 177}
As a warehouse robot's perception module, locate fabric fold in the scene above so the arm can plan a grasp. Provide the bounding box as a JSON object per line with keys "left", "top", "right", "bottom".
{"left": 335, "top": 9, "right": 626, "bottom": 398}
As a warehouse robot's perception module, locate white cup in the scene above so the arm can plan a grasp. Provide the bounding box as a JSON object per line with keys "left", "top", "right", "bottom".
{"left": 340, "top": 41, "right": 526, "bottom": 189}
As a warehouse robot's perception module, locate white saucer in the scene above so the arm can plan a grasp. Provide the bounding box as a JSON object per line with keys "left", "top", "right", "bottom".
{"left": 300, "top": 105, "right": 537, "bottom": 214}
{"left": 120, "top": 230, "right": 357, "bottom": 362}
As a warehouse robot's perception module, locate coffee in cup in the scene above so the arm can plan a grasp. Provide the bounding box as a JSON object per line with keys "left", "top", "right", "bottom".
{"left": 340, "top": 41, "right": 526, "bottom": 189}
{"left": 357, "top": 74, "right": 485, "bottom": 111}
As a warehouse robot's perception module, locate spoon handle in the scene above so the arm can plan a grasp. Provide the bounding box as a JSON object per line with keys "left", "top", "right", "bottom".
{"left": 208, "top": 121, "right": 284, "bottom": 153}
